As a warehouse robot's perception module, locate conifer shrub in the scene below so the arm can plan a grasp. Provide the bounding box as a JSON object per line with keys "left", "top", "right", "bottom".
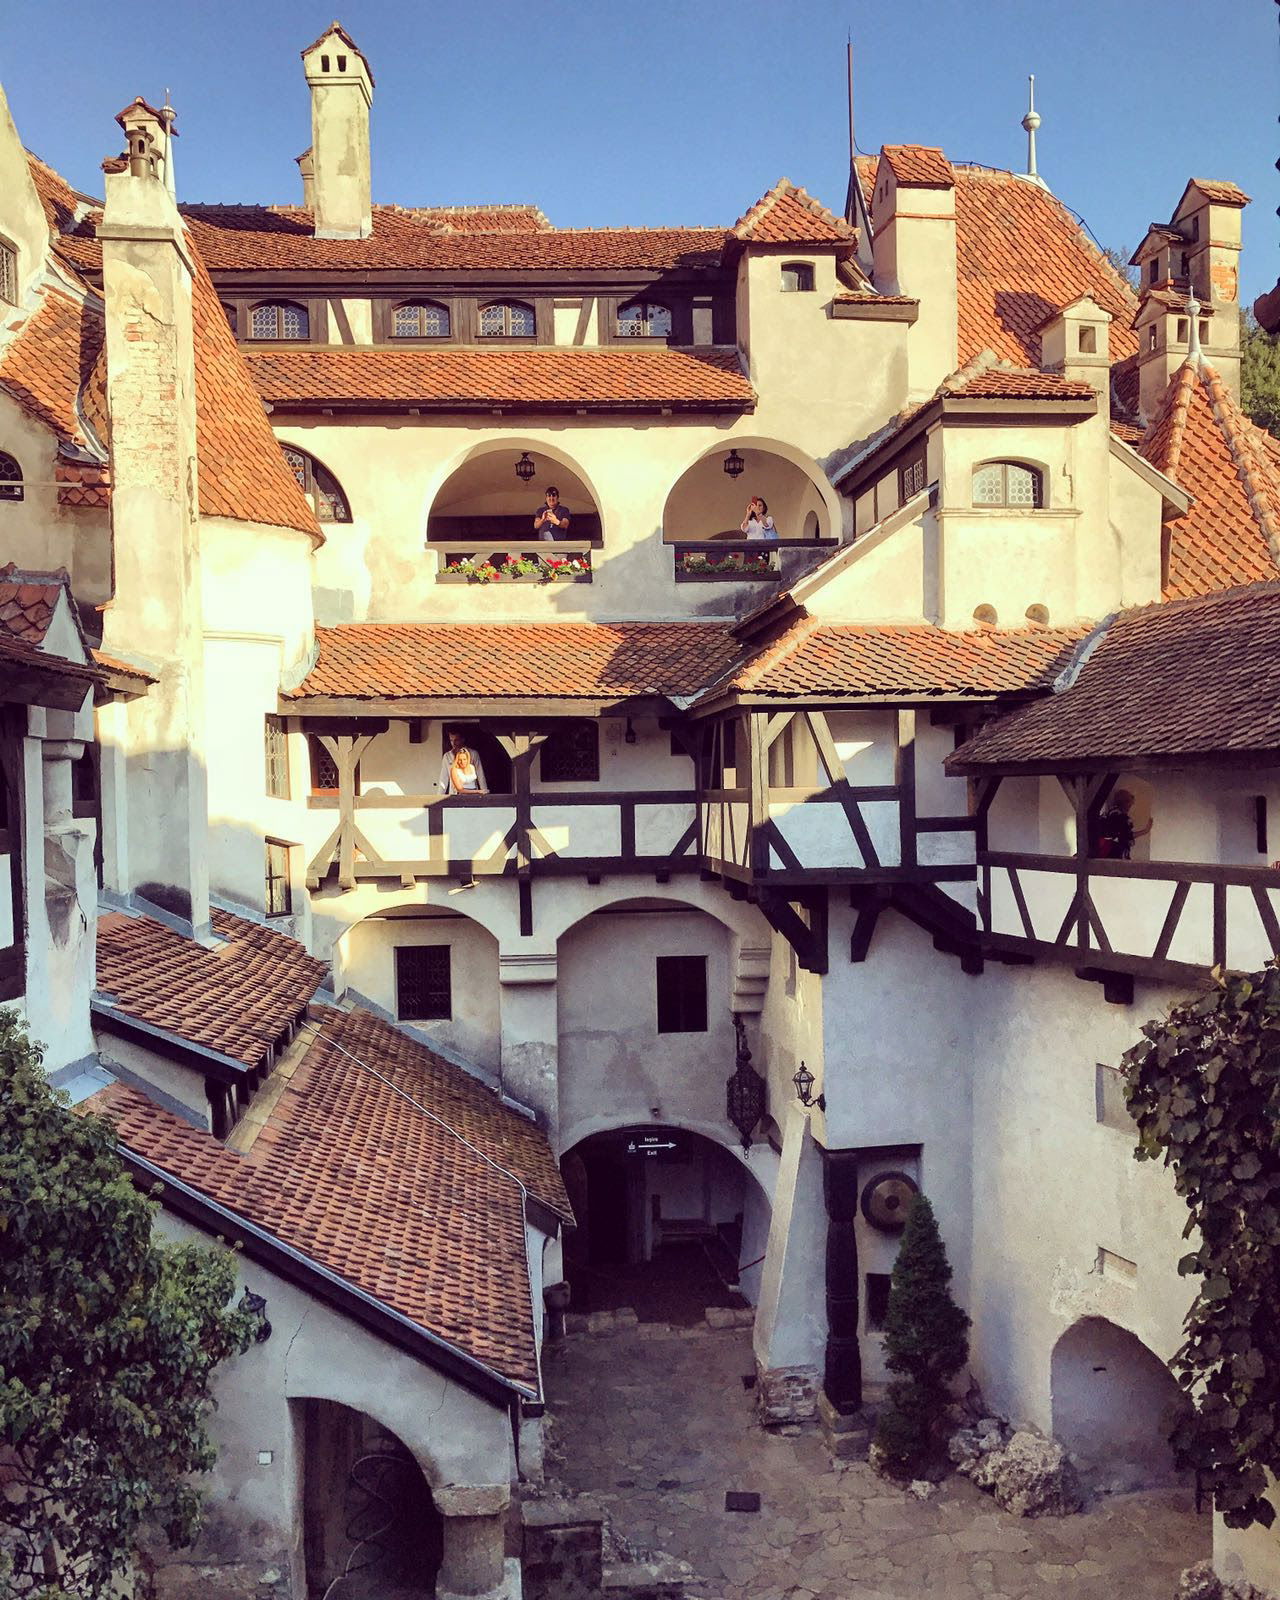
{"left": 872, "top": 1192, "right": 971, "bottom": 1478}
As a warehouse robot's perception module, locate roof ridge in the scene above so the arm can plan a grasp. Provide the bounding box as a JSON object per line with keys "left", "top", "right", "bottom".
{"left": 1200, "top": 364, "right": 1280, "bottom": 565}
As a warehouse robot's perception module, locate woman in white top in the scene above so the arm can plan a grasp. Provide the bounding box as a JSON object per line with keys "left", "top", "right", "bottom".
{"left": 438, "top": 729, "right": 488, "bottom": 795}
{"left": 740, "top": 496, "right": 779, "bottom": 540}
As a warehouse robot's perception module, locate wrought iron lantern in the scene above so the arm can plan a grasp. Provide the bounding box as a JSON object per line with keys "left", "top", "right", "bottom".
{"left": 726, "top": 1013, "right": 767, "bottom": 1150}
{"left": 514, "top": 451, "right": 536, "bottom": 482}
{"left": 792, "top": 1060, "right": 825, "bottom": 1114}
{"left": 240, "top": 1289, "right": 273, "bottom": 1343}
{"left": 722, "top": 448, "right": 746, "bottom": 480}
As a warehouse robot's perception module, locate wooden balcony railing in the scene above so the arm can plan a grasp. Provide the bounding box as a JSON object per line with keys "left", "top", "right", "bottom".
{"left": 980, "top": 850, "right": 1280, "bottom": 985}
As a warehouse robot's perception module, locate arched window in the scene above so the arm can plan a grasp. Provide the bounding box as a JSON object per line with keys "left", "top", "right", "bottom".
{"left": 478, "top": 300, "right": 535, "bottom": 339}
{"left": 250, "top": 301, "right": 310, "bottom": 341}
{"left": 616, "top": 301, "right": 672, "bottom": 338}
{"left": 220, "top": 302, "right": 238, "bottom": 331}
{"left": 283, "top": 445, "right": 351, "bottom": 523}
{"left": 0, "top": 237, "right": 17, "bottom": 305}
{"left": 780, "top": 262, "right": 815, "bottom": 293}
{"left": 392, "top": 300, "right": 451, "bottom": 339}
{"left": 972, "top": 461, "right": 1044, "bottom": 509}
{"left": 0, "top": 451, "right": 22, "bottom": 502}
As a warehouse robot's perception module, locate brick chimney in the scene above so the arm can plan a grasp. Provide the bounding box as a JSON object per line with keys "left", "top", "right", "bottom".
{"left": 870, "top": 145, "right": 958, "bottom": 399}
{"left": 1132, "top": 177, "right": 1248, "bottom": 420}
{"left": 97, "top": 112, "right": 210, "bottom": 939}
{"left": 301, "top": 22, "right": 373, "bottom": 240}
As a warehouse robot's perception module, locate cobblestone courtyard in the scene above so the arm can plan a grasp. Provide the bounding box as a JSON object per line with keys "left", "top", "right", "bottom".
{"left": 544, "top": 1326, "right": 1208, "bottom": 1600}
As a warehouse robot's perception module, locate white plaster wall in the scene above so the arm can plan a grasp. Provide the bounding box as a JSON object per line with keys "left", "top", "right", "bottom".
{"left": 338, "top": 907, "right": 501, "bottom": 1070}
{"left": 201, "top": 517, "right": 316, "bottom": 667}
{"left": 0, "top": 850, "right": 13, "bottom": 949}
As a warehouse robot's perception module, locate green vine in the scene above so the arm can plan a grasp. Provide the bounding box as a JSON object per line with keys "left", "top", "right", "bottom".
{"left": 1121, "top": 963, "right": 1280, "bottom": 1528}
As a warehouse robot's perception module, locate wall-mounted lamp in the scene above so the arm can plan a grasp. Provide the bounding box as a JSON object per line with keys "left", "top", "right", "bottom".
{"left": 624, "top": 717, "right": 637, "bottom": 745}
{"left": 792, "top": 1061, "right": 825, "bottom": 1114}
{"left": 722, "top": 449, "right": 746, "bottom": 480}
{"left": 240, "top": 1289, "right": 273, "bottom": 1343}
{"left": 514, "top": 451, "right": 536, "bottom": 482}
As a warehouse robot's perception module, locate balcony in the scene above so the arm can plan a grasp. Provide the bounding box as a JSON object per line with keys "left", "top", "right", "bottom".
{"left": 671, "top": 538, "right": 838, "bottom": 583}
{"left": 432, "top": 541, "right": 594, "bottom": 584}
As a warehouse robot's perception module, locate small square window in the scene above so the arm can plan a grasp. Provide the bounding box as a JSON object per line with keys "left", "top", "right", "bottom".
{"left": 1199, "top": 319, "right": 1210, "bottom": 346}
{"left": 780, "top": 262, "right": 815, "bottom": 293}
{"left": 1078, "top": 325, "right": 1097, "bottom": 354}
{"left": 265, "top": 840, "right": 293, "bottom": 917}
{"left": 540, "top": 723, "right": 599, "bottom": 783}
{"left": 1176, "top": 318, "right": 1189, "bottom": 344}
{"left": 899, "top": 453, "right": 926, "bottom": 504}
{"left": 656, "top": 954, "right": 707, "bottom": 1033}
{"left": 396, "top": 945, "right": 452, "bottom": 1021}
{"left": 1147, "top": 326, "right": 1158, "bottom": 353}
{"left": 1148, "top": 258, "right": 1159, "bottom": 285}
{"left": 865, "top": 1272, "right": 893, "bottom": 1331}
{"left": 264, "top": 717, "right": 290, "bottom": 799}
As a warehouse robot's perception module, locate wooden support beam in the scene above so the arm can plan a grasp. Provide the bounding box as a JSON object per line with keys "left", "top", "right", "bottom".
{"left": 895, "top": 709, "right": 917, "bottom": 870}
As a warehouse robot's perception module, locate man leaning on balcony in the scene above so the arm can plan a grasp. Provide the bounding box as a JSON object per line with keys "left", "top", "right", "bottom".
{"left": 533, "top": 485, "right": 571, "bottom": 540}
{"left": 439, "top": 729, "right": 489, "bottom": 796}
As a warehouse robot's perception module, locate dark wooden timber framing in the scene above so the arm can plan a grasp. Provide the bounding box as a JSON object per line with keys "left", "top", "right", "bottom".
{"left": 821, "top": 1149, "right": 862, "bottom": 1415}
{"left": 0, "top": 721, "right": 24, "bottom": 1002}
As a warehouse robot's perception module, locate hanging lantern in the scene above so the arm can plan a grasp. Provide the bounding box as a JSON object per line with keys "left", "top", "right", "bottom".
{"left": 514, "top": 451, "right": 536, "bottom": 482}
{"left": 723, "top": 449, "right": 746, "bottom": 480}
{"left": 726, "top": 1014, "right": 767, "bottom": 1150}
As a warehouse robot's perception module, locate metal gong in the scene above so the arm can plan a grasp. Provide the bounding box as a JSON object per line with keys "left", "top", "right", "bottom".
{"left": 859, "top": 1170, "right": 919, "bottom": 1233}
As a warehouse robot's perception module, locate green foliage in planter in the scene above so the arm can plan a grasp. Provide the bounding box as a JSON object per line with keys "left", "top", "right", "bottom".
{"left": 0, "top": 1010, "right": 260, "bottom": 1597}
{"left": 1122, "top": 962, "right": 1280, "bottom": 1529}
{"left": 872, "top": 1192, "right": 970, "bottom": 1478}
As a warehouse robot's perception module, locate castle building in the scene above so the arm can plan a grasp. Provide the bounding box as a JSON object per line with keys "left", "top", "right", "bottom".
{"left": 1, "top": 24, "right": 1278, "bottom": 1598}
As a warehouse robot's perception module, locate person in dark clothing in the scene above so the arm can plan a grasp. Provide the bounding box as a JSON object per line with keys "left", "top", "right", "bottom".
{"left": 1090, "top": 789, "right": 1151, "bottom": 859}
{"left": 533, "top": 485, "right": 571, "bottom": 540}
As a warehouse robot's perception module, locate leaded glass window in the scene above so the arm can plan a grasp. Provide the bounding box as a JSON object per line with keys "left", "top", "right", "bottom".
{"left": 899, "top": 454, "right": 926, "bottom": 502}
{"left": 971, "top": 462, "right": 1044, "bottom": 509}
{"left": 250, "top": 301, "right": 309, "bottom": 340}
{"left": 0, "top": 451, "right": 22, "bottom": 503}
{"left": 392, "top": 300, "right": 450, "bottom": 338}
{"left": 264, "top": 716, "right": 290, "bottom": 798}
{"left": 308, "top": 735, "right": 340, "bottom": 792}
{"left": 539, "top": 723, "right": 600, "bottom": 783}
{"left": 283, "top": 445, "right": 351, "bottom": 522}
{"left": 616, "top": 301, "right": 672, "bottom": 338}
{"left": 478, "top": 300, "right": 535, "bottom": 338}
{"left": 265, "top": 840, "right": 293, "bottom": 917}
{"left": 396, "top": 945, "right": 452, "bottom": 1020}
{"left": 0, "top": 239, "right": 17, "bottom": 305}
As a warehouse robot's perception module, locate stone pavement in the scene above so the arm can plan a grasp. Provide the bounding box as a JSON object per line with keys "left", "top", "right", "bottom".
{"left": 544, "top": 1325, "right": 1209, "bottom": 1600}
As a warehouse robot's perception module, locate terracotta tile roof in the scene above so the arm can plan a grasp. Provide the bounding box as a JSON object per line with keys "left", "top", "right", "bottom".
{"left": 730, "top": 179, "right": 854, "bottom": 245}
{"left": 945, "top": 366, "right": 1093, "bottom": 400}
{"left": 288, "top": 622, "right": 742, "bottom": 701}
{"left": 188, "top": 249, "right": 321, "bottom": 539}
{"left": 86, "top": 1001, "right": 558, "bottom": 1389}
{"left": 1111, "top": 419, "right": 1146, "bottom": 445}
{"left": 246, "top": 345, "right": 753, "bottom": 413}
{"left": 390, "top": 202, "right": 552, "bottom": 234}
{"left": 91, "top": 647, "right": 157, "bottom": 685}
{"left": 0, "top": 287, "right": 105, "bottom": 452}
{"left": 1185, "top": 178, "right": 1250, "bottom": 208}
{"left": 94, "top": 907, "right": 328, "bottom": 1070}
{"left": 25, "top": 153, "right": 101, "bottom": 277}
{"left": 0, "top": 564, "right": 64, "bottom": 644}
{"left": 0, "top": 633, "right": 99, "bottom": 690}
{"left": 948, "top": 583, "right": 1280, "bottom": 770}
{"left": 728, "top": 617, "right": 1085, "bottom": 698}
{"left": 881, "top": 145, "right": 955, "bottom": 188}
{"left": 1140, "top": 360, "right": 1280, "bottom": 598}
{"left": 181, "top": 207, "right": 725, "bottom": 272}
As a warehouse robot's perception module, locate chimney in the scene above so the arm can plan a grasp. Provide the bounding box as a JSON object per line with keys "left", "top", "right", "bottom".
{"left": 115, "top": 96, "right": 177, "bottom": 195}
{"left": 1038, "top": 296, "right": 1111, "bottom": 399}
{"left": 1132, "top": 177, "right": 1249, "bottom": 419}
{"left": 871, "top": 145, "right": 958, "bottom": 399}
{"left": 296, "top": 146, "right": 315, "bottom": 209}
{"left": 301, "top": 22, "right": 373, "bottom": 239}
{"left": 96, "top": 108, "right": 211, "bottom": 940}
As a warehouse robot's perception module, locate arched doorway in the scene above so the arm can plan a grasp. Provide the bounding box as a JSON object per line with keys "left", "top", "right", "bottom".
{"left": 295, "top": 1397, "right": 443, "bottom": 1597}
{"left": 561, "top": 1125, "right": 766, "bottom": 1326}
{"left": 1050, "top": 1318, "right": 1191, "bottom": 1490}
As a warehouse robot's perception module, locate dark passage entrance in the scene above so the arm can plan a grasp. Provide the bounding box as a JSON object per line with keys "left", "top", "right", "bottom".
{"left": 560, "top": 1126, "right": 765, "bottom": 1325}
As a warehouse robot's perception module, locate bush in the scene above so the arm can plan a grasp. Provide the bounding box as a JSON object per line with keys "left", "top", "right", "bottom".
{"left": 0, "top": 1009, "right": 260, "bottom": 1597}
{"left": 872, "top": 1192, "right": 970, "bottom": 1478}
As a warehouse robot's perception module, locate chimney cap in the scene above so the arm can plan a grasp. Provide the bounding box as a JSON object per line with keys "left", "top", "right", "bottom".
{"left": 300, "top": 20, "right": 375, "bottom": 86}
{"left": 115, "top": 95, "right": 178, "bottom": 134}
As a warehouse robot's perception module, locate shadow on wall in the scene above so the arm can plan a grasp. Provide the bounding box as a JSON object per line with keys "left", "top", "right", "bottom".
{"left": 1050, "top": 1316, "right": 1192, "bottom": 1492}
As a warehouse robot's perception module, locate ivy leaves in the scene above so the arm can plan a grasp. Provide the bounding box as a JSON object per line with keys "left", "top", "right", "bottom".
{"left": 1121, "top": 963, "right": 1280, "bottom": 1528}
{"left": 0, "top": 1009, "right": 259, "bottom": 1596}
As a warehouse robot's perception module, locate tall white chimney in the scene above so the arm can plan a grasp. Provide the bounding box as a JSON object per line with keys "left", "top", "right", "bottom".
{"left": 300, "top": 23, "right": 373, "bottom": 240}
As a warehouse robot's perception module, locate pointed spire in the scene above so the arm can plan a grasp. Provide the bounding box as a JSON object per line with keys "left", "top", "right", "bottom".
{"left": 1020, "top": 75, "right": 1047, "bottom": 189}
{"left": 842, "top": 35, "right": 876, "bottom": 278}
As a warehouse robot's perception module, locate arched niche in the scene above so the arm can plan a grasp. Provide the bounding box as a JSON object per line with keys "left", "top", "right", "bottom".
{"left": 425, "top": 441, "right": 603, "bottom": 546}
{"left": 662, "top": 437, "right": 838, "bottom": 544}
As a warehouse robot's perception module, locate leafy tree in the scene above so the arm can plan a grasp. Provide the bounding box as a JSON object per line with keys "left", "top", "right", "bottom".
{"left": 872, "top": 1192, "right": 971, "bottom": 1478}
{"left": 1101, "top": 245, "right": 1140, "bottom": 293}
{"left": 1241, "top": 310, "right": 1280, "bottom": 439}
{"left": 1122, "top": 963, "right": 1280, "bottom": 1529}
{"left": 0, "top": 1009, "right": 260, "bottom": 1597}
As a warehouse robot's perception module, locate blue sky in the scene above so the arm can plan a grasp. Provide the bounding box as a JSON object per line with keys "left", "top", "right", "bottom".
{"left": 4, "top": 0, "right": 1275, "bottom": 301}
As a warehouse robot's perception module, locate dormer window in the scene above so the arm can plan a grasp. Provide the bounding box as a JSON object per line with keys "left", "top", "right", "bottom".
{"left": 616, "top": 301, "right": 672, "bottom": 338}
{"left": 781, "top": 262, "right": 815, "bottom": 293}
{"left": 392, "top": 300, "right": 450, "bottom": 338}
{"left": 1148, "top": 259, "right": 1159, "bottom": 286}
{"left": 0, "top": 451, "right": 22, "bottom": 502}
{"left": 0, "top": 238, "right": 16, "bottom": 305}
{"left": 250, "top": 301, "right": 309, "bottom": 341}
{"left": 1078, "top": 325, "right": 1097, "bottom": 354}
{"left": 972, "top": 461, "right": 1044, "bottom": 509}
{"left": 478, "top": 300, "right": 535, "bottom": 338}
{"left": 283, "top": 445, "right": 351, "bottom": 523}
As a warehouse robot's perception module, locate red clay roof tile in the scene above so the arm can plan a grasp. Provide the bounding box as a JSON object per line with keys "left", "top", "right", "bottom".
{"left": 288, "top": 622, "right": 741, "bottom": 701}
{"left": 730, "top": 179, "right": 854, "bottom": 245}
{"left": 0, "top": 564, "right": 65, "bottom": 644}
{"left": 948, "top": 583, "right": 1280, "bottom": 769}
{"left": 246, "top": 345, "right": 753, "bottom": 413}
{"left": 0, "top": 287, "right": 105, "bottom": 452}
{"left": 1184, "top": 178, "right": 1251, "bottom": 208}
{"left": 881, "top": 145, "right": 956, "bottom": 188}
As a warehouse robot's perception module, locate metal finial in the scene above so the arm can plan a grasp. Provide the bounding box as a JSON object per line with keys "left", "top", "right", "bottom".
{"left": 1022, "top": 74, "right": 1041, "bottom": 179}
{"left": 1187, "top": 293, "right": 1203, "bottom": 365}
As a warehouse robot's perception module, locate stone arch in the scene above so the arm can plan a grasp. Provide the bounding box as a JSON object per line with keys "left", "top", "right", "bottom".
{"left": 1050, "top": 1316, "right": 1191, "bottom": 1490}
{"left": 662, "top": 434, "right": 841, "bottom": 544}
{"left": 422, "top": 435, "right": 607, "bottom": 548}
